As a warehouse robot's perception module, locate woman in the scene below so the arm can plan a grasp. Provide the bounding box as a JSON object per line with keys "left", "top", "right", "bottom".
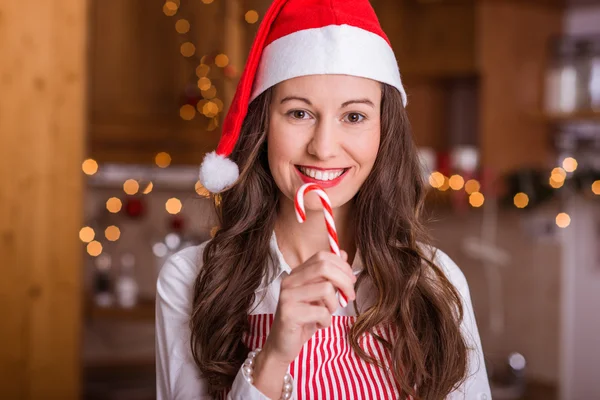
{"left": 156, "top": 0, "right": 492, "bottom": 399}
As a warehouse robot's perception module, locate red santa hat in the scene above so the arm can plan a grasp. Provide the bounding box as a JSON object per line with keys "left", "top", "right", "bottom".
{"left": 199, "top": 0, "right": 407, "bottom": 193}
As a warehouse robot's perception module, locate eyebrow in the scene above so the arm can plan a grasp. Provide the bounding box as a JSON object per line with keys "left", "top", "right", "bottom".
{"left": 280, "top": 96, "right": 375, "bottom": 108}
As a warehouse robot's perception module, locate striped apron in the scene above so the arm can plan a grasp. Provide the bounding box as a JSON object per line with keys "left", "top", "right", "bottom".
{"left": 243, "top": 313, "right": 401, "bottom": 399}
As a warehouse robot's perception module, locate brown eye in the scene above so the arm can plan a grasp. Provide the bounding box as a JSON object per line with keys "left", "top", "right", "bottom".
{"left": 345, "top": 113, "right": 365, "bottom": 123}
{"left": 292, "top": 110, "right": 307, "bottom": 119}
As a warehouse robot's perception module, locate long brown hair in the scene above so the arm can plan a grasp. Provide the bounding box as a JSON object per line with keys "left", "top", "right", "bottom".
{"left": 191, "top": 84, "right": 468, "bottom": 399}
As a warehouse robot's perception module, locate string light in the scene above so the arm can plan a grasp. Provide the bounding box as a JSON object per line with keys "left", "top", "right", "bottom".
{"left": 213, "top": 98, "right": 224, "bottom": 111}
{"left": 549, "top": 176, "right": 564, "bottom": 189}
{"left": 195, "top": 181, "right": 210, "bottom": 197}
{"left": 245, "top": 10, "right": 259, "bottom": 24}
{"left": 196, "top": 64, "right": 210, "bottom": 77}
{"left": 464, "top": 179, "right": 481, "bottom": 195}
{"left": 79, "top": 227, "right": 95, "bottom": 243}
{"left": 215, "top": 54, "right": 229, "bottom": 68}
{"left": 201, "top": 0, "right": 214, "bottom": 4}
{"left": 428, "top": 172, "right": 444, "bottom": 188}
{"left": 203, "top": 101, "right": 219, "bottom": 118}
{"left": 166, "top": 198, "right": 183, "bottom": 214}
{"left": 593, "top": 180, "right": 600, "bottom": 195}
{"left": 513, "top": 192, "right": 529, "bottom": 208}
{"left": 207, "top": 117, "right": 219, "bottom": 131}
{"left": 180, "top": 104, "right": 196, "bottom": 120}
{"left": 106, "top": 197, "right": 122, "bottom": 213}
{"left": 556, "top": 212, "right": 571, "bottom": 228}
{"left": 105, "top": 225, "right": 121, "bottom": 242}
{"left": 201, "top": 86, "right": 217, "bottom": 99}
{"left": 163, "top": 1, "right": 178, "bottom": 16}
{"left": 82, "top": 159, "right": 98, "bottom": 175}
{"left": 562, "top": 157, "right": 578, "bottom": 173}
{"left": 551, "top": 167, "right": 566, "bottom": 182}
{"left": 449, "top": 175, "right": 465, "bottom": 191}
{"left": 155, "top": 152, "right": 172, "bottom": 168}
{"left": 469, "top": 192, "right": 485, "bottom": 207}
{"left": 123, "top": 179, "right": 139, "bottom": 195}
{"left": 175, "top": 19, "right": 190, "bottom": 34}
{"left": 438, "top": 176, "right": 450, "bottom": 191}
{"left": 142, "top": 182, "right": 153, "bottom": 194}
{"left": 198, "top": 77, "right": 211, "bottom": 90}
{"left": 181, "top": 42, "right": 196, "bottom": 57}
{"left": 87, "top": 241, "right": 103, "bottom": 257}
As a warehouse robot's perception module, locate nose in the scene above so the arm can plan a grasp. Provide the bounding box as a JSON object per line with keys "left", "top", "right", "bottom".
{"left": 307, "top": 119, "right": 340, "bottom": 160}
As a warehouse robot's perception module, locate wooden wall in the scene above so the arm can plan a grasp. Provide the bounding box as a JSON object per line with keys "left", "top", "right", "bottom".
{"left": 0, "top": 0, "right": 86, "bottom": 398}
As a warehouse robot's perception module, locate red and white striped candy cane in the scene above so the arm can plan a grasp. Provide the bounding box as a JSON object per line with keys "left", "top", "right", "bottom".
{"left": 294, "top": 183, "right": 349, "bottom": 308}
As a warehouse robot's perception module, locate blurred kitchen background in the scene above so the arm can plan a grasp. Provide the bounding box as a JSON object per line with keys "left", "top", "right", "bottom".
{"left": 1, "top": 0, "right": 600, "bottom": 399}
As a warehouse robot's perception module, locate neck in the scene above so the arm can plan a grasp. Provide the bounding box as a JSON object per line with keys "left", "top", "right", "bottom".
{"left": 274, "top": 194, "right": 356, "bottom": 269}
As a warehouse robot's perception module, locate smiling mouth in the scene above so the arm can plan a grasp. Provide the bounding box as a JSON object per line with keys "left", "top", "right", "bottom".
{"left": 296, "top": 165, "right": 350, "bottom": 181}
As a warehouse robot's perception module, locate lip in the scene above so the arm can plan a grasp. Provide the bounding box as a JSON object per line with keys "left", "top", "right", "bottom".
{"left": 295, "top": 165, "right": 350, "bottom": 188}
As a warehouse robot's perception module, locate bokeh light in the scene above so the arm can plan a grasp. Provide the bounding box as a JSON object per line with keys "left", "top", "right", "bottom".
{"left": 245, "top": 10, "right": 259, "bottom": 24}
{"left": 591, "top": 180, "right": 600, "bottom": 195}
{"left": 469, "top": 192, "right": 485, "bottom": 207}
{"left": 562, "top": 157, "right": 578, "bottom": 173}
{"left": 175, "top": 19, "right": 190, "bottom": 34}
{"left": 196, "top": 64, "right": 210, "bottom": 77}
{"left": 201, "top": 86, "right": 217, "bottom": 99}
{"left": 449, "top": 175, "right": 465, "bottom": 191}
{"left": 142, "top": 182, "right": 153, "bottom": 195}
{"left": 105, "top": 225, "right": 121, "bottom": 242}
{"left": 166, "top": 198, "right": 182, "bottom": 214}
{"left": 464, "top": 179, "right": 481, "bottom": 195}
{"left": 556, "top": 212, "right": 571, "bottom": 228}
{"left": 155, "top": 152, "right": 172, "bottom": 168}
{"left": 79, "top": 227, "right": 95, "bottom": 243}
{"left": 106, "top": 197, "right": 122, "bottom": 213}
{"left": 513, "top": 192, "right": 529, "bottom": 208}
{"left": 82, "top": 159, "right": 98, "bottom": 175}
{"left": 215, "top": 54, "right": 229, "bottom": 68}
{"left": 180, "top": 104, "right": 196, "bottom": 120}
{"left": 428, "top": 172, "right": 445, "bottom": 188}
{"left": 87, "top": 241, "right": 103, "bottom": 257}
{"left": 180, "top": 42, "right": 196, "bottom": 57}
{"left": 123, "top": 179, "right": 139, "bottom": 195}
{"left": 195, "top": 181, "right": 210, "bottom": 197}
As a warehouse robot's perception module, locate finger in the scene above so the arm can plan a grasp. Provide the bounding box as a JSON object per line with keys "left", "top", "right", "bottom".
{"left": 285, "top": 260, "right": 356, "bottom": 302}
{"left": 300, "top": 251, "right": 355, "bottom": 281}
{"left": 282, "top": 282, "right": 339, "bottom": 314}
{"left": 292, "top": 304, "right": 332, "bottom": 329}
{"left": 340, "top": 250, "right": 348, "bottom": 262}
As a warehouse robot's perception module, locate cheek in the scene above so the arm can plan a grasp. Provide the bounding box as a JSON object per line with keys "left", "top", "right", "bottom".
{"left": 351, "top": 128, "right": 380, "bottom": 169}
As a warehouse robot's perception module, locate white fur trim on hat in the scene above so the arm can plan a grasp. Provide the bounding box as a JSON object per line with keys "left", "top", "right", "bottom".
{"left": 250, "top": 24, "right": 407, "bottom": 106}
{"left": 199, "top": 151, "right": 239, "bottom": 193}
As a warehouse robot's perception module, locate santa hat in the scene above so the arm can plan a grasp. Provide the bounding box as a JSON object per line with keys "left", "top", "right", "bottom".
{"left": 199, "top": 0, "right": 407, "bottom": 193}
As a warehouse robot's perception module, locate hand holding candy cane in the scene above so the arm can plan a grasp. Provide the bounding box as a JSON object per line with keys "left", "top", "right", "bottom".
{"left": 294, "top": 183, "right": 350, "bottom": 308}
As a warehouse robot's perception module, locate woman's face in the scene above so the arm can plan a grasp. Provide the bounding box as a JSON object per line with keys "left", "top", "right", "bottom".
{"left": 268, "top": 75, "right": 382, "bottom": 211}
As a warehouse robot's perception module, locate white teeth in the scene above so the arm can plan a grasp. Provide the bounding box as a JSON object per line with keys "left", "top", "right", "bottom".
{"left": 299, "top": 167, "right": 345, "bottom": 181}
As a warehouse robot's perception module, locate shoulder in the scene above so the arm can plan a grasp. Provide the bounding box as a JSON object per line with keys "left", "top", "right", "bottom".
{"left": 156, "top": 240, "right": 211, "bottom": 307}
{"left": 421, "top": 244, "right": 470, "bottom": 296}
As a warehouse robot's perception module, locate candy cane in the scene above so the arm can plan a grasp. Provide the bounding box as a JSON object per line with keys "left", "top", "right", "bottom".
{"left": 294, "top": 183, "right": 348, "bottom": 308}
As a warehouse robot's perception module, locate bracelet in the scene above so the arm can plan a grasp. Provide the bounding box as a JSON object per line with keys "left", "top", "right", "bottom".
{"left": 242, "top": 347, "right": 294, "bottom": 400}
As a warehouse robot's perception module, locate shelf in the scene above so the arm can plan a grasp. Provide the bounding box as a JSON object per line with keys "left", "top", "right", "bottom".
{"left": 532, "top": 110, "right": 600, "bottom": 123}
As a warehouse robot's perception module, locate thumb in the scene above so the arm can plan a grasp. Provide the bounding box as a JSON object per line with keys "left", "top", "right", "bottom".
{"left": 340, "top": 250, "right": 348, "bottom": 262}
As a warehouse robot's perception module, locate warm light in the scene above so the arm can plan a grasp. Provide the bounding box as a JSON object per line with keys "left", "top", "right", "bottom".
{"left": 556, "top": 212, "right": 571, "bottom": 228}
{"left": 201, "top": 0, "right": 214, "bottom": 4}
{"left": 465, "top": 179, "right": 481, "bottom": 194}
{"left": 181, "top": 42, "right": 196, "bottom": 57}
{"left": 195, "top": 181, "right": 210, "bottom": 197}
{"left": 166, "top": 198, "right": 182, "bottom": 214}
{"left": 82, "top": 159, "right": 98, "bottom": 175}
{"left": 207, "top": 117, "right": 219, "bottom": 131}
{"left": 245, "top": 10, "right": 259, "bottom": 24}
{"left": 201, "top": 86, "right": 217, "bottom": 99}
{"left": 106, "top": 197, "right": 122, "bottom": 213}
{"left": 562, "top": 157, "right": 578, "bottom": 173}
{"left": 175, "top": 19, "right": 190, "bottom": 34}
{"left": 215, "top": 54, "right": 229, "bottom": 68}
{"left": 513, "top": 192, "right": 529, "bottom": 208}
{"left": 162, "top": 3, "right": 177, "bottom": 16}
{"left": 105, "top": 225, "right": 121, "bottom": 242}
{"left": 449, "top": 174, "right": 465, "bottom": 190}
{"left": 551, "top": 167, "right": 567, "bottom": 182}
{"left": 549, "top": 177, "right": 564, "bottom": 189}
{"left": 213, "top": 98, "right": 224, "bottom": 111}
{"left": 198, "top": 77, "right": 211, "bottom": 91}
{"left": 438, "top": 176, "right": 450, "bottom": 191}
{"left": 428, "top": 171, "right": 445, "bottom": 188}
{"left": 79, "top": 227, "right": 95, "bottom": 243}
{"left": 87, "top": 241, "right": 103, "bottom": 257}
{"left": 210, "top": 226, "right": 219, "bottom": 238}
{"left": 123, "top": 179, "right": 139, "bottom": 195}
{"left": 196, "top": 64, "right": 210, "bottom": 77}
{"left": 142, "top": 182, "right": 153, "bottom": 194}
{"left": 155, "top": 152, "right": 172, "bottom": 168}
{"left": 203, "top": 101, "right": 219, "bottom": 117}
{"left": 593, "top": 180, "right": 600, "bottom": 195}
{"left": 180, "top": 104, "right": 196, "bottom": 120}
{"left": 469, "top": 192, "right": 485, "bottom": 207}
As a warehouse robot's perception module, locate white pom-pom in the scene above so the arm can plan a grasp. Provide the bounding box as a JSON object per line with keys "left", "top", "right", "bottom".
{"left": 199, "top": 151, "right": 239, "bottom": 193}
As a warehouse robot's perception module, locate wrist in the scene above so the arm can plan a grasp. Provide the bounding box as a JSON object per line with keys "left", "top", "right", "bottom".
{"left": 252, "top": 347, "right": 293, "bottom": 399}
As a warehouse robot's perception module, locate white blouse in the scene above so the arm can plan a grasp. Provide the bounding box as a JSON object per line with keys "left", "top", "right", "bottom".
{"left": 156, "top": 231, "right": 492, "bottom": 399}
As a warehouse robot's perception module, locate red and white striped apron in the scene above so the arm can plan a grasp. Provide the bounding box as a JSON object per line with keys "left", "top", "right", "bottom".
{"left": 243, "top": 314, "right": 401, "bottom": 399}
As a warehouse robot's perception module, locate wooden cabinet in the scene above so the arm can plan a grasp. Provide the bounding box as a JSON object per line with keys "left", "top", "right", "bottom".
{"left": 88, "top": 0, "right": 226, "bottom": 164}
